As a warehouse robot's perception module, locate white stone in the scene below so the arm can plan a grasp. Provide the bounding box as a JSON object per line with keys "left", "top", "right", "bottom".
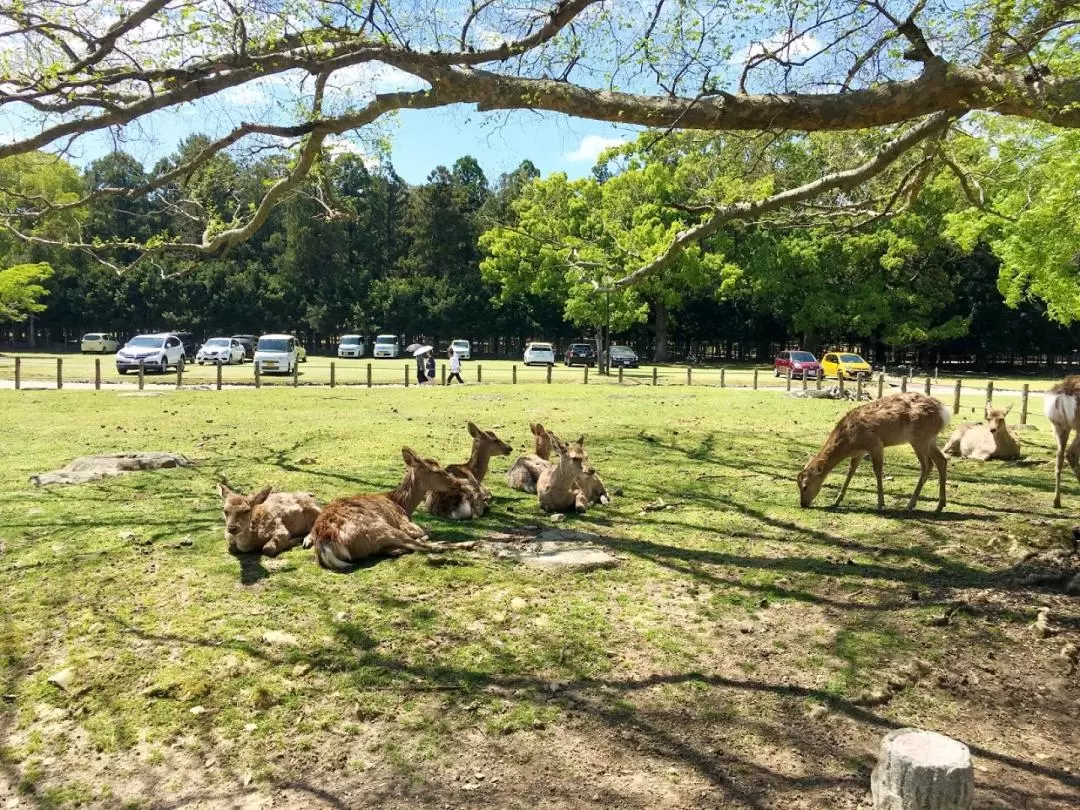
{"left": 871, "top": 728, "right": 974, "bottom": 810}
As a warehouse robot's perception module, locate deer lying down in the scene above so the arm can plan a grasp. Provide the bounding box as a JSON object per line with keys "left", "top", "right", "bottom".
{"left": 217, "top": 484, "right": 321, "bottom": 555}
{"left": 538, "top": 433, "right": 602, "bottom": 513}
{"left": 506, "top": 423, "right": 553, "bottom": 493}
{"left": 798, "top": 392, "right": 951, "bottom": 512}
{"left": 426, "top": 422, "right": 512, "bottom": 519}
{"left": 304, "top": 447, "right": 463, "bottom": 570}
{"left": 943, "top": 403, "right": 1020, "bottom": 461}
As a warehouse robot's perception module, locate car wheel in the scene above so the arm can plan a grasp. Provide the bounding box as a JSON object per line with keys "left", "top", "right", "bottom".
{"left": 118, "top": 368, "right": 128, "bottom": 375}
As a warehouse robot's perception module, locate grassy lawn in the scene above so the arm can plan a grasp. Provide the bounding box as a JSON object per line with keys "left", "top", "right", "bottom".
{"left": 0, "top": 385, "right": 1077, "bottom": 809}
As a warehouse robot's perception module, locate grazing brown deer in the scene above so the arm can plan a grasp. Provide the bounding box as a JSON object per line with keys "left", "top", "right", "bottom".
{"left": 216, "top": 484, "right": 321, "bottom": 555}
{"left": 506, "top": 422, "right": 553, "bottom": 493}
{"left": 943, "top": 402, "right": 1020, "bottom": 461}
{"left": 303, "top": 447, "right": 464, "bottom": 569}
{"left": 797, "top": 392, "right": 951, "bottom": 512}
{"left": 1044, "top": 377, "right": 1080, "bottom": 507}
{"left": 537, "top": 433, "right": 599, "bottom": 513}
{"left": 427, "top": 422, "right": 512, "bottom": 519}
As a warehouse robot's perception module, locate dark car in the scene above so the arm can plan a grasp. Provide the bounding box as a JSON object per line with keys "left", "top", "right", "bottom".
{"left": 565, "top": 342, "right": 597, "bottom": 367}
{"left": 606, "top": 345, "right": 639, "bottom": 368}
{"left": 169, "top": 331, "right": 198, "bottom": 361}
{"left": 231, "top": 334, "right": 256, "bottom": 359}
{"left": 774, "top": 350, "right": 822, "bottom": 379}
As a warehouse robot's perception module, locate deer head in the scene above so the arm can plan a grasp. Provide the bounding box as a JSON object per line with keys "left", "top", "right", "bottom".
{"left": 467, "top": 421, "right": 512, "bottom": 457}
{"left": 401, "top": 446, "right": 458, "bottom": 495}
{"left": 984, "top": 402, "right": 1012, "bottom": 435}
{"left": 217, "top": 483, "right": 272, "bottom": 549}
{"left": 796, "top": 461, "right": 826, "bottom": 508}
{"left": 530, "top": 422, "right": 552, "bottom": 459}
{"left": 549, "top": 432, "right": 592, "bottom": 477}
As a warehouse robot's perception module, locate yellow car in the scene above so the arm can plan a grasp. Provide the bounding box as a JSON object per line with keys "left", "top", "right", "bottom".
{"left": 821, "top": 352, "right": 872, "bottom": 380}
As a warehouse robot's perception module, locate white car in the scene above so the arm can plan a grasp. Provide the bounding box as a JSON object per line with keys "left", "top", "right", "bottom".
{"left": 253, "top": 334, "right": 300, "bottom": 375}
{"left": 197, "top": 337, "right": 246, "bottom": 365}
{"left": 81, "top": 333, "right": 118, "bottom": 354}
{"left": 115, "top": 333, "right": 186, "bottom": 375}
{"left": 338, "top": 335, "right": 366, "bottom": 358}
{"left": 450, "top": 339, "right": 471, "bottom": 360}
{"left": 524, "top": 342, "right": 555, "bottom": 366}
{"left": 373, "top": 334, "right": 400, "bottom": 358}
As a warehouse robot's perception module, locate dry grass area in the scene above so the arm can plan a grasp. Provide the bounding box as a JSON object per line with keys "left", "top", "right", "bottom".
{"left": 0, "top": 384, "right": 1077, "bottom": 809}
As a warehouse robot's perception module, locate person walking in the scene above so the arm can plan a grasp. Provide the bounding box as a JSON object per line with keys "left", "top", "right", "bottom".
{"left": 448, "top": 347, "right": 465, "bottom": 385}
{"left": 415, "top": 350, "right": 427, "bottom": 385}
{"left": 425, "top": 350, "right": 436, "bottom": 385}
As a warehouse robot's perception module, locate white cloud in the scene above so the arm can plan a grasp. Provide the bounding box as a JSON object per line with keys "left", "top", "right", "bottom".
{"left": 564, "top": 134, "right": 628, "bottom": 163}
{"left": 730, "top": 31, "right": 822, "bottom": 66}
{"left": 325, "top": 136, "right": 379, "bottom": 168}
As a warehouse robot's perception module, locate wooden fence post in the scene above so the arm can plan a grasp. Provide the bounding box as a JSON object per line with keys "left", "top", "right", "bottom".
{"left": 986, "top": 380, "right": 993, "bottom": 403}
{"left": 138, "top": 359, "right": 145, "bottom": 390}
{"left": 216, "top": 361, "right": 223, "bottom": 391}
{"left": 404, "top": 364, "right": 409, "bottom": 387}
{"left": 838, "top": 373, "right": 846, "bottom": 397}
{"left": 652, "top": 366, "right": 657, "bottom": 386}
{"left": 95, "top": 358, "right": 102, "bottom": 390}
{"left": 686, "top": 367, "right": 691, "bottom": 386}
{"left": 292, "top": 360, "right": 299, "bottom": 387}
{"left": 175, "top": 361, "right": 182, "bottom": 389}
{"left": 584, "top": 365, "right": 589, "bottom": 385}
{"left": 546, "top": 364, "right": 552, "bottom": 384}
{"left": 878, "top": 373, "right": 884, "bottom": 399}
{"left": 56, "top": 357, "right": 63, "bottom": 390}
{"left": 924, "top": 376, "right": 931, "bottom": 396}
{"left": 1021, "top": 384, "right": 1030, "bottom": 425}
{"left": 618, "top": 366, "right": 623, "bottom": 384}
{"left": 254, "top": 362, "right": 261, "bottom": 389}
{"left": 753, "top": 368, "right": 758, "bottom": 389}
{"left": 512, "top": 365, "right": 517, "bottom": 385}
{"left": 953, "top": 380, "right": 961, "bottom": 414}
{"left": 816, "top": 373, "right": 822, "bottom": 390}
{"left": 857, "top": 376, "right": 863, "bottom": 400}
{"left": 367, "top": 362, "right": 372, "bottom": 388}
{"left": 720, "top": 368, "right": 726, "bottom": 388}
{"left": 330, "top": 361, "right": 336, "bottom": 388}
{"left": 441, "top": 363, "right": 447, "bottom": 386}
{"left": 901, "top": 375, "right": 908, "bottom": 393}
{"left": 786, "top": 365, "right": 792, "bottom": 391}
{"left": 476, "top": 364, "right": 482, "bottom": 383}
{"left": 802, "top": 372, "right": 808, "bottom": 392}
{"left": 14, "top": 357, "right": 20, "bottom": 390}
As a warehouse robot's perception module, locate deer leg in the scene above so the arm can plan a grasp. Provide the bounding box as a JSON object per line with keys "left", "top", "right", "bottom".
{"left": 906, "top": 444, "right": 933, "bottom": 511}
{"left": 261, "top": 524, "right": 294, "bottom": 556}
{"left": 930, "top": 445, "right": 948, "bottom": 512}
{"left": 832, "top": 456, "right": 861, "bottom": 508}
{"left": 1053, "top": 424, "right": 1071, "bottom": 508}
{"left": 1066, "top": 435, "right": 1080, "bottom": 479}
{"left": 869, "top": 446, "right": 886, "bottom": 511}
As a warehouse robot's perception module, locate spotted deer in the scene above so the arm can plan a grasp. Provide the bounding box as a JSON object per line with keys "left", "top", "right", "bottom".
{"left": 303, "top": 447, "right": 465, "bottom": 569}
{"left": 426, "top": 422, "right": 512, "bottom": 519}
{"left": 1044, "top": 377, "right": 1080, "bottom": 507}
{"left": 798, "top": 392, "right": 951, "bottom": 512}
{"left": 943, "top": 402, "right": 1020, "bottom": 461}
{"left": 537, "top": 433, "right": 599, "bottom": 513}
{"left": 216, "top": 484, "right": 320, "bottom": 556}
{"left": 506, "top": 422, "right": 553, "bottom": 493}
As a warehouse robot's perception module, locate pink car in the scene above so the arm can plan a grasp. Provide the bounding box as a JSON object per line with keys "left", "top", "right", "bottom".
{"left": 774, "top": 350, "right": 822, "bottom": 379}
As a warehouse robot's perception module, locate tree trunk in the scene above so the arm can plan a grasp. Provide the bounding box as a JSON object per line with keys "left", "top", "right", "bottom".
{"left": 871, "top": 728, "right": 973, "bottom": 810}
{"left": 802, "top": 331, "right": 821, "bottom": 355}
{"left": 651, "top": 300, "right": 670, "bottom": 362}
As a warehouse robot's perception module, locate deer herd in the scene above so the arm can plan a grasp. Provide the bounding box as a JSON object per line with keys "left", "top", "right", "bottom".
{"left": 217, "top": 421, "right": 609, "bottom": 570}
{"left": 219, "top": 377, "right": 1080, "bottom": 568}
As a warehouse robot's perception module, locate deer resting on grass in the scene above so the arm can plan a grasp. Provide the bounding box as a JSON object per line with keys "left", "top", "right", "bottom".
{"left": 217, "top": 484, "right": 321, "bottom": 555}
{"left": 1044, "top": 377, "right": 1080, "bottom": 507}
{"left": 537, "top": 433, "right": 602, "bottom": 513}
{"left": 303, "top": 447, "right": 465, "bottom": 569}
{"left": 943, "top": 403, "right": 1020, "bottom": 461}
{"left": 506, "top": 422, "right": 553, "bottom": 493}
{"left": 426, "top": 422, "right": 512, "bottom": 519}
{"left": 797, "top": 392, "right": 951, "bottom": 512}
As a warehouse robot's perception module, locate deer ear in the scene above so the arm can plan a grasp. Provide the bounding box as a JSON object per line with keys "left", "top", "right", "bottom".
{"left": 250, "top": 485, "right": 273, "bottom": 506}
{"left": 467, "top": 421, "right": 480, "bottom": 438}
{"left": 576, "top": 434, "right": 585, "bottom": 446}
{"left": 548, "top": 432, "right": 567, "bottom": 452}
{"left": 530, "top": 423, "right": 542, "bottom": 436}
{"left": 984, "top": 402, "right": 992, "bottom": 418}
{"left": 1003, "top": 403, "right": 1013, "bottom": 416}
{"left": 402, "top": 446, "right": 421, "bottom": 467}
{"left": 216, "top": 482, "right": 232, "bottom": 500}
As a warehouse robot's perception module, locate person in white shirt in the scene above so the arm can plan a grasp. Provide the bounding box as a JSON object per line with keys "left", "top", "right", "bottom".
{"left": 447, "top": 347, "right": 465, "bottom": 385}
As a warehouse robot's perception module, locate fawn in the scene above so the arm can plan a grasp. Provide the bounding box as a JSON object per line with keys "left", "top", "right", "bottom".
{"left": 1044, "top": 377, "right": 1080, "bottom": 507}
{"left": 537, "top": 432, "right": 598, "bottom": 513}
{"left": 303, "top": 447, "right": 464, "bottom": 569}
{"left": 506, "top": 422, "right": 553, "bottom": 493}
{"left": 798, "top": 392, "right": 951, "bottom": 512}
{"left": 427, "top": 422, "right": 512, "bottom": 519}
{"left": 217, "top": 484, "right": 320, "bottom": 555}
{"left": 943, "top": 402, "right": 1020, "bottom": 461}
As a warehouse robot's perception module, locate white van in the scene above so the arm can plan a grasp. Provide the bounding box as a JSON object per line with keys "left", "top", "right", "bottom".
{"left": 373, "top": 334, "right": 400, "bottom": 358}
{"left": 253, "top": 334, "right": 299, "bottom": 374}
{"left": 81, "top": 333, "right": 118, "bottom": 354}
{"left": 450, "top": 339, "right": 471, "bottom": 360}
{"left": 337, "top": 335, "right": 366, "bottom": 358}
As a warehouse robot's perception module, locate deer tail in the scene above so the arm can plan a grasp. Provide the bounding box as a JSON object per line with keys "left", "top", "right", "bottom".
{"left": 1044, "top": 392, "right": 1076, "bottom": 429}
{"left": 315, "top": 539, "right": 353, "bottom": 571}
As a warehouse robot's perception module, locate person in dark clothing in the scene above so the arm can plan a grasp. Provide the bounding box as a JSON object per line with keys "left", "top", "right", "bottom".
{"left": 416, "top": 351, "right": 426, "bottom": 385}
{"left": 425, "top": 351, "right": 436, "bottom": 384}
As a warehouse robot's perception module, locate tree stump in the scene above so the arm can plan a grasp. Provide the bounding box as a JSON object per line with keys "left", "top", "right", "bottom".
{"left": 871, "top": 729, "right": 973, "bottom": 810}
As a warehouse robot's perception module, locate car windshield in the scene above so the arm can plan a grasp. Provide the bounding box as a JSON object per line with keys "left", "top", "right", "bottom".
{"left": 530, "top": 344, "right": 552, "bottom": 351}
{"left": 791, "top": 352, "right": 816, "bottom": 362}
{"left": 610, "top": 346, "right": 634, "bottom": 356}
{"left": 840, "top": 354, "right": 865, "bottom": 363}
{"left": 257, "top": 338, "right": 291, "bottom": 352}
{"left": 83, "top": 333, "right": 101, "bottom": 340}
{"left": 341, "top": 336, "right": 362, "bottom": 345}
{"left": 571, "top": 344, "right": 591, "bottom": 351}
{"left": 204, "top": 338, "right": 229, "bottom": 347}
{"left": 126, "top": 336, "right": 163, "bottom": 348}
{"left": 452, "top": 340, "right": 468, "bottom": 347}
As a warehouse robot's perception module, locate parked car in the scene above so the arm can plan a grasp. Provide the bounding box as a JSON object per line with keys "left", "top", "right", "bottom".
{"left": 373, "top": 334, "right": 400, "bottom": 358}
{"left": 253, "top": 334, "right": 300, "bottom": 375}
{"left": 564, "top": 343, "right": 597, "bottom": 367}
{"left": 231, "top": 334, "right": 256, "bottom": 358}
{"left": 170, "top": 331, "right": 197, "bottom": 361}
{"left": 606, "top": 345, "right": 639, "bottom": 368}
{"left": 337, "top": 335, "right": 366, "bottom": 358}
{"left": 821, "top": 352, "right": 872, "bottom": 380}
{"left": 80, "top": 332, "right": 118, "bottom": 354}
{"left": 115, "top": 333, "right": 186, "bottom": 375}
{"left": 196, "top": 337, "right": 246, "bottom": 365}
{"left": 523, "top": 342, "right": 555, "bottom": 366}
{"left": 450, "top": 339, "right": 471, "bottom": 360}
{"left": 774, "top": 350, "right": 821, "bottom": 379}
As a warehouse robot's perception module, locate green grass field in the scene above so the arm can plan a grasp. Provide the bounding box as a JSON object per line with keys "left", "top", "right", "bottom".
{"left": 0, "top": 385, "right": 1077, "bottom": 809}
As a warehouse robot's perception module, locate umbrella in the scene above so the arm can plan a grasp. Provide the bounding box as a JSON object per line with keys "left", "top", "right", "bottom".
{"left": 412, "top": 344, "right": 433, "bottom": 357}
{"left": 404, "top": 343, "right": 422, "bottom": 354}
